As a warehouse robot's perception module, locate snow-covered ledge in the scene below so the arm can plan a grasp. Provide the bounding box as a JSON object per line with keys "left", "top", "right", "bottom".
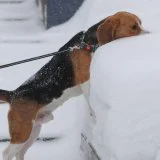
{"left": 90, "top": 33, "right": 160, "bottom": 160}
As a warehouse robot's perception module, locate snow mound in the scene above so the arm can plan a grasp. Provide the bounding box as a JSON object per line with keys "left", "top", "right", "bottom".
{"left": 90, "top": 29, "right": 160, "bottom": 159}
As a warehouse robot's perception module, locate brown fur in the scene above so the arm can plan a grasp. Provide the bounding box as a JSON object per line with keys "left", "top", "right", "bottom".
{"left": 70, "top": 49, "right": 91, "bottom": 85}
{"left": 97, "top": 11, "right": 142, "bottom": 45}
{"left": 8, "top": 100, "right": 42, "bottom": 144}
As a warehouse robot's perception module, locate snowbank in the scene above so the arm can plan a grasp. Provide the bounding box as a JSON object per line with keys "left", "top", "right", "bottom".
{"left": 90, "top": 27, "right": 160, "bottom": 159}
{"left": 87, "top": 0, "right": 160, "bottom": 159}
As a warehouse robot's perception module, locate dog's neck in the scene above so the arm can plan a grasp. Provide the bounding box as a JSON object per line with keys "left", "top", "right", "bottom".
{"left": 83, "top": 19, "right": 105, "bottom": 47}
{"left": 60, "top": 21, "right": 107, "bottom": 85}
{"left": 59, "top": 21, "right": 104, "bottom": 54}
{"left": 80, "top": 31, "right": 99, "bottom": 53}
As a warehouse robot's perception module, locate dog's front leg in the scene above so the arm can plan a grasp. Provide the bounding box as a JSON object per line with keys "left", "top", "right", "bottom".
{"left": 15, "top": 124, "right": 42, "bottom": 160}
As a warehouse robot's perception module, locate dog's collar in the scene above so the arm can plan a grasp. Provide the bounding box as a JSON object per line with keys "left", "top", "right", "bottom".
{"left": 69, "top": 31, "right": 100, "bottom": 53}
{"left": 80, "top": 31, "right": 100, "bottom": 53}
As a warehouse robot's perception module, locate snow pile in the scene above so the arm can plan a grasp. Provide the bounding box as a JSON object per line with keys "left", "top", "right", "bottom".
{"left": 90, "top": 0, "right": 160, "bottom": 159}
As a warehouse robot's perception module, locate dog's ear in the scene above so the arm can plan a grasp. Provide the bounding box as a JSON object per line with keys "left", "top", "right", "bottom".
{"left": 96, "top": 16, "right": 120, "bottom": 45}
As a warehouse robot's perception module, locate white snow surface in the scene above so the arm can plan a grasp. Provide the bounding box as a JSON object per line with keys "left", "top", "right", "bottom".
{"left": 90, "top": 0, "right": 160, "bottom": 160}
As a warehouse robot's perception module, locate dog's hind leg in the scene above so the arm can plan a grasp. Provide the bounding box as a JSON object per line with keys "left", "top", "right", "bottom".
{"left": 7, "top": 108, "right": 38, "bottom": 160}
{"left": 3, "top": 144, "right": 24, "bottom": 160}
{"left": 16, "top": 111, "right": 53, "bottom": 160}
{"left": 16, "top": 124, "right": 42, "bottom": 160}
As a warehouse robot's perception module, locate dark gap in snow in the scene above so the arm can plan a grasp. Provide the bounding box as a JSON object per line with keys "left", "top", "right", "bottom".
{"left": 0, "top": 18, "right": 30, "bottom": 22}
{"left": 81, "top": 133, "right": 101, "bottom": 160}
{"left": 0, "top": 136, "right": 60, "bottom": 143}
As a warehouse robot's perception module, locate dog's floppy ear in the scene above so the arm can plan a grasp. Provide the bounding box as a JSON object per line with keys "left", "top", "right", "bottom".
{"left": 96, "top": 16, "right": 120, "bottom": 45}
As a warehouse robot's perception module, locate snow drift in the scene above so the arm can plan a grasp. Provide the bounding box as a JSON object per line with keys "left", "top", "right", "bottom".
{"left": 90, "top": 18, "right": 160, "bottom": 160}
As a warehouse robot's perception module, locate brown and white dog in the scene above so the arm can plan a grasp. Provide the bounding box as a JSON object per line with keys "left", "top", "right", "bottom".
{"left": 0, "top": 12, "right": 145, "bottom": 160}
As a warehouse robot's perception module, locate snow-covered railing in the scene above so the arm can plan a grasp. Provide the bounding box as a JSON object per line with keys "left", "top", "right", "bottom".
{"left": 36, "top": 0, "right": 47, "bottom": 27}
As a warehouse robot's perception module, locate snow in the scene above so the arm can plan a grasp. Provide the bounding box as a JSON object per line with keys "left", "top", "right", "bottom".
{"left": 90, "top": 0, "right": 160, "bottom": 159}
{"left": 0, "top": 0, "right": 44, "bottom": 35}
{"left": 1, "top": 0, "right": 160, "bottom": 160}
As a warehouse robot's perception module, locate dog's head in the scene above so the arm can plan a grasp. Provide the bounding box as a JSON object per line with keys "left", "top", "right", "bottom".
{"left": 97, "top": 11, "right": 144, "bottom": 45}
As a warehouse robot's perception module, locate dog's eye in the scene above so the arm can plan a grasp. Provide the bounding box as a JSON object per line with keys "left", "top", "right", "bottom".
{"left": 132, "top": 25, "right": 138, "bottom": 30}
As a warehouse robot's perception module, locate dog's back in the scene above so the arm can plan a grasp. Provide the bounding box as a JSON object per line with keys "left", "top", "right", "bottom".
{"left": 0, "top": 31, "right": 84, "bottom": 105}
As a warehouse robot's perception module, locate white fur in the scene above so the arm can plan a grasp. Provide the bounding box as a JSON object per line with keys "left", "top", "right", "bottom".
{"left": 35, "top": 111, "right": 54, "bottom": 125}
{"left": 38, "top": 85, "right": 82, "bottom": 115}
{"left": 15, "top": 124, "right": 42, "bottom": 160}
{"left": 3, "top": 124, "right": 42, "bottom": 160}
{"left": 3, "top": 144, "right": 24, "bottom": 160}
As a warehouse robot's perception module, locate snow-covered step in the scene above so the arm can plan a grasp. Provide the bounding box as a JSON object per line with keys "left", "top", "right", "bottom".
{"left": 0, "top": 20, "right": 44, "bottom": 35}
{"left": 0, "top": 1, "right": 37, "bottom": 14}
{"left": 0, "top": 0, "right": 24, "bottom": 4}
{"left": 0, "top": 17, "right": 30, "bottom": 22}
{"left": 0, "top": 11, "right": 38, "bottom": 23}
{"left": 0, "top": 39, "right": 42, "bottom": 44}
{"left": 0, "top": 3, "right": 37, "bottom": 14}
{"left": 0, "top": 0, "right": 43, "bottom": 35}
{"left": 0, "top": 4, "right": 32, "bottom": 13}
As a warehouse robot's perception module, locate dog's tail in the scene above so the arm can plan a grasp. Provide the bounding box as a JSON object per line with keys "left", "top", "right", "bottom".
{"left": 0, "top": 89, "right": 12, "bottom": 103}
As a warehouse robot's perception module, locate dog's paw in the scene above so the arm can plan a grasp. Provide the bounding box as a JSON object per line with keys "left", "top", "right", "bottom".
{"left": 35, "top": 112, "right": 54, "bottom": 125}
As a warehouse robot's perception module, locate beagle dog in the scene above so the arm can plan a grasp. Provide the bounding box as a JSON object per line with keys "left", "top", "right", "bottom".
{"left": 0, "top": 11, "right": 144, "bottom": 160}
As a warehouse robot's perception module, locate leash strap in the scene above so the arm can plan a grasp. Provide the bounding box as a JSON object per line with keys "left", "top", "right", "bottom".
{"left": 0, "top": 49, "right": 70, "bottom": 69}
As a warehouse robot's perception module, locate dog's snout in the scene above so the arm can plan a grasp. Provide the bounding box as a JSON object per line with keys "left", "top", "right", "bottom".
{"left": 141, "top": 29, "right": 150, "bottom": 34}
{"left": 139, "top": 24, "right": 150, "bottom": 34}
